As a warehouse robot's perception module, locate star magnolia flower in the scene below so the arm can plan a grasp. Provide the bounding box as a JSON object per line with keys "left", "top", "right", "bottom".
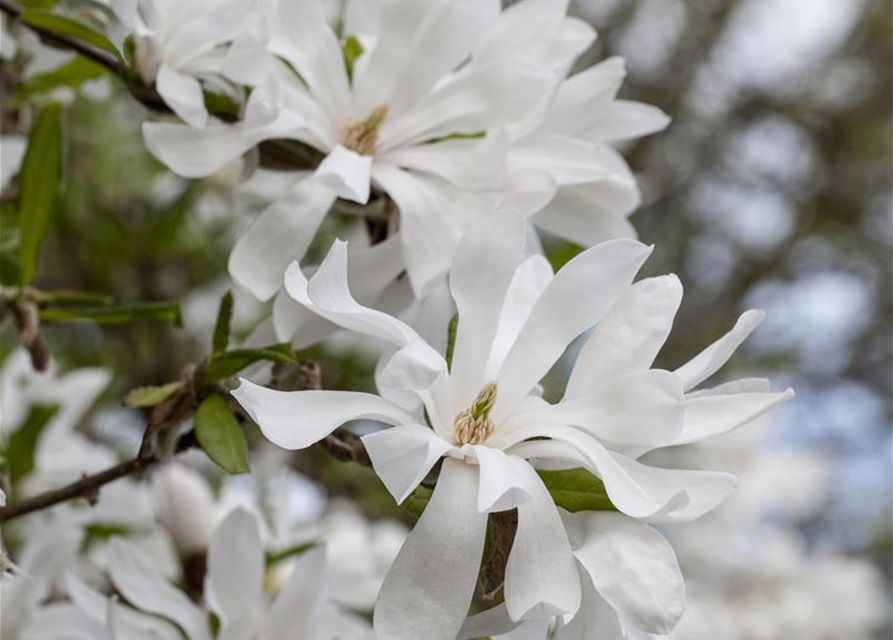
{"left": 110, "top": 0, "right": 252, "bottom": 127}
{"left": 40, "top": 508, "right": 372, "bottom": 640}
{"left": 142, "top": 0, "right": 665, "bottom": 303}
{"left": 233, "top": 211, "right": 793, "bottom": 640}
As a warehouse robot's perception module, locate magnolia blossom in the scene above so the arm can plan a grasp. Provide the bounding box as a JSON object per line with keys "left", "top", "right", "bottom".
{"left": 233, "top": 211, "right": 793, "bottom": 639}
{"left": 143, "top": 0, "right": 666, "bottom": 302}
{"left": 110, "top": 0, "right": 252, "bottom": 126}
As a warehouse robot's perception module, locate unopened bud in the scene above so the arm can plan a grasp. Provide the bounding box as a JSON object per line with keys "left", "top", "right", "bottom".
{"left": 470, "top": 381, "right": 498, "bottom": 420}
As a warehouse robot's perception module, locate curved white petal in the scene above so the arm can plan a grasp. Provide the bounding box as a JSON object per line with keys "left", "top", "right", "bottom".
{"left": 374, "top": 459, "right": 488, "bottom": 640}
{"left": 156, "top": 64, "right": 208, "bottom": 128}
{"left": 567, "top": 512, "right": 684, "bottom": 635}
{"left": 362, "top": 424, "right": 456, "bottom": 503}
{"left": 457, "top": 604, "right": 520, "bottom": 640}
{"left": 315, "top": 145, "right": 373, "bottom": 204}
{"left": 502, "top": 458, "right": 581, "bottom": 621}
{"left": 266, "top": 546, "right": 328, "bottom": 640}
{"left": 542, "top": 57, "right": 626, "bottom": 136}
{"left": 582, "top": 100, "right": 671, "bottom": 143}
{"left": 678, "top": 388, "right": 795, "bottom": 445}
{"left": 205, "top": 509, "right": 264, "bottom": 632}
{"left": 674, "top": 309, "right": 765, "bottom": 391}
{"left": 107, "top": 538, "right": 210, "bottom": 640}
{"left": 372, "top": 162, "right": 501, "bottom": 296}
{"left": 555, "top": 569, "right": 624, "bottom": 640}
{"left": 284, "top": 240, "right": 446, "bottom": 385}
{"left": 229, "top": 176, "right": 336, "bottom": 301}
{"left": 232, "top": 379, "right": 416, "bottom": 450}
{"left": 449, "top": 210, "right": 528, "bottom": 410}
{"left": 509, "top": 134, "right": 612, "bottom": 186}
{"left": 493, "top": 240, "right": 652, "bottom": 420}
{"left": 566, "top": 276, "right": 682, "bottom": 399}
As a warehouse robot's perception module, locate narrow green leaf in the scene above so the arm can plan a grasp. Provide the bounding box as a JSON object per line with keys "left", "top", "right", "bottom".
{"left": 206, "top": 344, "right": 296, "bottom": 382}
{"left": 14, "top": 57, "right": 106, "bottom": 105}
{"left": 194, "top": 394, "right": 250, "bottom": 475}
{"left": 404, "top": 485, "right": 433, "bottom": 518}
{"left": 123, "top": 381, "right": 184, "bottom": 408}
{"left": 266, "top": 541, "right": 318, "bottom": 567}
{"left": 31, "top": 288, "right": 115, "bottom": 307}
{"left": 7, "top": 404, "right": 59, "bottom": 483}
{"left": 445, "top": 313, "right": 459, "bottom": 371}
{"left": 212, "top": 290, "right": 233, "bottom": 356}
{"left": 342, "top": 35, "right": 364, "bottom": 80}
{"left": 18, "top": 102, "right": 64, "bottom": 284}
{"left": 39, "top": 300, "right": 182, "bottom": 325}
{"left": 21, "top": 10, "right": 122, "bottom": 60}
{"left": 537, "top": 468, "right": 617, "bottom": 513}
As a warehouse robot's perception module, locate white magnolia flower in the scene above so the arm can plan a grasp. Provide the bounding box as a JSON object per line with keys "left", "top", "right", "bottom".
{"left": 233, "top": 210, "right": 793, "bottom": 640}
{"left": 40, "top": 508, "right": 372, "bottom": 640}
{"left": 143, "top": 0, "right": 666, "bottom": 303}
{"left": 110, "top": 0, "right": 253, "bottom": 126}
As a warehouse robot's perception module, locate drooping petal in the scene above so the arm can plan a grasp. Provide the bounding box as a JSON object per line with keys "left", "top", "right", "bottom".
{"left": 456, "top": 604, "right": 520, "bottom": 640}
{"left": 568, "top": 511, "right": 684, "bottom": 635}
{"left": 555, "top": 569, "right": 625, "bottom": 640}
{"left": 448, "top": 210, "right": 528, "bottom": 411}
{"left": 363, "top": 424, "right": 456, "bottom": 503}
{"left": 284, "top": 240, "right": 447, "bottom": 385}
{"left": 374, "top": 459, "right": 488, "bottom": 640}
{"left": 678, "top": 387, "right": 795, "bottom": 445}
{"left": 107, "top": 538, "right": 210, "bottom": 640}
{"left": 315, "top": 145, "right": 373, "bottom": 204}
{"left": 156, "top": 63, "right": 208, "bottom": 128}
{"left": 229, "top": 176, "right": 337, "bottom": 301}
{"left": 565, "top": 275, "right": 683, "bottom": 400}
{"left": 372, "top": 162, "right": 501, "bottom": 296}
{"left": 266, "top": 547, "right": 328, "bottom": 640}
{"left": 232, "top": 379, "right": 417, "bottom": 450}
{"left": 204, "top": 509, "right": 264, "bottom": 633}
{"left": 674, "top": 309, "right": 765, "bottom": 391}
{"left": 474, "top": 446, "right": 535, "bottom": 513}
{"left": 502, "top": 457, "right": 581, "bottom": 621}
{"left": 493, "top": 240, "right": 652, "bottom": 420}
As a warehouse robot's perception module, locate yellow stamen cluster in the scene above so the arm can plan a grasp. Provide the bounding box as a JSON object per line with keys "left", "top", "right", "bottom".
{"left": 341, "top": 104, "right": 389, "bottom": 155}
{"left": 454, "top": 382, "right": 498, "bottom": 446}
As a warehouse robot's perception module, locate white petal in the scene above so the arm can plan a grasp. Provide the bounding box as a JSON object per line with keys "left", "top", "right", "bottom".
{"left": 19, "top": 603, "right": 106, "bottom": 640}
{"left": 156, "top": 64, "right": 208, "bottom": 128}
{"left": 568, "top": 512, "right": 684, "bottom": 634}
{"left": 382, "top": 127, "right": 508, "bottom": 191}
{"left": 373, "top": 162, "right": 501, "bottom": 296}
{"left": 266, "top": 547, "right": 328, "bottom": 640}
{"left": 374, "top": 459, "right": 488, "bottom": 640}
{"left": 284, "top": 240, "right": 446, "bottom": 385}
{"left": 456, "top": 604, "right": 520, "bottom": 640}
{"left": 500, "top": 168, "right": 558, "bottom": 216}
{"left": 494, "top": 240, "right": 652, "bottom": 420}
{"left": 565, "top": 275, "right": 683, "bottom": 399}
{"left": 555, "top": 569, "right": 625, "bottom": 640}
{"left": 449, "top": 210, "right": 527, "bottom": 410}
{"left": 503, "top": 370, "right": 684, "bottom": 452}
{"left": 229, "top": 176, "right": 336, "bottom": 301}
{"left": 151, "top": 463, "right": 216, "bottom": 554}
{"left": 502, "top": 457, "right": 581, "bottom": 621}
{"left": 232, "top": 379, "right": 416, "bottom": 450}
{"left": 205, "top": 509, "right": 264, "bottom": 631}
{"left": 678, "top": 388, "right": 795, "bottom": 445}
{"left": 674, "top": 309, "right": 765, "bottom": 391}
{"left": 315, "top": 145, "right": 373, "bottom": 204}
{"left": 107, "top": 538, "right": 210, "bottom": 640}
{"left": 582, "top": 100, "right": 671, "bottom": 142}
{"left": 362, "top": 424, "right": 456, "bottom": 503}
{"left": 543, "top": 57, "right": 626, "bottom": 136}
{"left": 509, "top": 134, "right": 612, "bottom": 186}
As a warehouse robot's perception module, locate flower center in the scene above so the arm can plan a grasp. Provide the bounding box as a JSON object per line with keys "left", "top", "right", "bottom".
{"left": 341, "top": 104, "right": 389, "bottom": 155}
{"left": 454, "top": 382, "right": 498, "bottom": 446}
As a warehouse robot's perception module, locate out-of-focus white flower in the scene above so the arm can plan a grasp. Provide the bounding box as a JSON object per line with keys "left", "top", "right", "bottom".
{"left": 150, "top": 464, "right": 218, "bottom": 556}
{"left": 233, "top": 210, "right": 792, "bottom": 640}
{"left": 143, "top": 0, "right": 667, "bottom": 304}
{"left": 110, "top": 0, "right": 253, "bottom": 126}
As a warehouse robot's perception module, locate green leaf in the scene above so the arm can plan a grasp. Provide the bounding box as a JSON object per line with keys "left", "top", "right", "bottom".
{"left": 266, "top": 541, "right": 318, "bottom": 567}
{"left": 203, "top": 91, "right": 241, "bottom": 120}
{"left": 537, "top": 468, "right": 617, "bottom": 513}
{"left": 445, "top": 313, "right": 459, "bottom": 371}
{"left": 206, "top": 344, "right": 296, "bottom": 382}
{"left": 404, "top": 485, "right": 433, "bottom": 518}
{"left": 31, "top": 288, "right": 114, "bottom": 306}
{"left": 342, "top": 35, "right": 364, "bottom": 80}
{"left": 21, "top": 10, "right": 122, "bottom": 60}
{"left": 123, "top": 382, "right": 184, "bottom": 408}
{"left": 18, "top": 102, "right": 65, "bottom": 285}
{"left": 7, "top": 404, "right": 59, "bottom": 483}
{"left": 194, "top": 394, "right": 250, "bottom": 475}
{"left": 39, "top": 300, "right": 182, "bottom": 325}
{"left": 14, "top": 57, "right": 106, "bottom": 105}
{"left": 212, "top": 290, "right": 233, "bottom": 356}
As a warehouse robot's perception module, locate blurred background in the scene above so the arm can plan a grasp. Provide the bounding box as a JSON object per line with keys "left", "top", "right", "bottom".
{"left": 1, "top": 0, "right": 890, "bottom": 637}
